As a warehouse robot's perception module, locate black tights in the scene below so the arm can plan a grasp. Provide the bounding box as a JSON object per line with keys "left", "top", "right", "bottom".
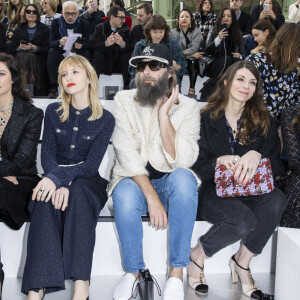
{"left": 187, "top": 58, "right": 200, "bottom": 90}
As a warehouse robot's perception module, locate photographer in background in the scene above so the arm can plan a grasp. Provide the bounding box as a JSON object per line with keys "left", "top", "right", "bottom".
{"left": 80, "top": 0, "right": 105, "bottom": 34}
{"left": 47, "top": 0, "right": 91, "bottom": 98}
{"left": 92, "top": 5, "right": 131, "bottom": 89}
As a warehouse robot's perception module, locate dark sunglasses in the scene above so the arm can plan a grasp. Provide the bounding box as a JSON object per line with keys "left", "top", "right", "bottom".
{"left": 136, "top": 61, "right": 167, "bottom": 72}
{"left": 26, "top": 9, "right": 37, "bottom": 15}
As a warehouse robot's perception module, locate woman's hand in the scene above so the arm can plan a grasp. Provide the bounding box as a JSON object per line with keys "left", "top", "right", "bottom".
{"left": 51, "top": 187, "right": 69, "bottom": 211}
{"left": 232, "top": 52, "right": 240, "bottom": 59}
{"left": 259, "top": 10, "right": 267, "bottom": 19}
{"left": 32, "top": 177, "right": 56, "bottom": 202}
{"left": 28, "top": 43, "right": 37, "bottom": 50}
{"left": 265, "top": 9, "right": 276, "bottom": 19}
{"left": 191, "top": 52, "right": 205, "bottom": 59}
{"left": 173, "top": 60, "right": 181, "bottom": 71}
{"left": 234, "top": 150, "right": 262, "bottom": 184}
{"left": 217, "top": 155, "right": 240, "bottom": 175}
{"left": 3, "top": 176, "right": 18, "bottom": 185}
{"left": 218, "top": 28, "right": 228, "bottom": 40}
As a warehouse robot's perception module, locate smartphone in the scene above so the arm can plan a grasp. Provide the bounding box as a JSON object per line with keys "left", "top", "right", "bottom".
{"left": 20, "top": 40, "right": 28, "bottom": 44}
{"left": 263, "top": 3, "right": 270, "bottom": 11}
{"left": 221, "top": 23, "right": 227, "bottom": 30}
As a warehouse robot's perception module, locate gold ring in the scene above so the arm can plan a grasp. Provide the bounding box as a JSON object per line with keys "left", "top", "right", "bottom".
{"left": 243, "top": 165, "right": 248, "bottom": 170}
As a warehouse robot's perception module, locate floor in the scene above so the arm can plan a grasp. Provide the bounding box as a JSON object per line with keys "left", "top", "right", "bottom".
{"left": 3, "top": 273, "right": 274, "bottom": 300}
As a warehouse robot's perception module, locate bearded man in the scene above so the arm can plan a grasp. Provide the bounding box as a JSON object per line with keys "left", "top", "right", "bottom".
{"left": 109, "top": 43, "right": 201, "bottom": 300}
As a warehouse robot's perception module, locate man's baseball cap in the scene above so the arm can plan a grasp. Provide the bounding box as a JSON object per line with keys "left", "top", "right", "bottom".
{"left": 129, "top": 43, "right": 173, "bottom": 67}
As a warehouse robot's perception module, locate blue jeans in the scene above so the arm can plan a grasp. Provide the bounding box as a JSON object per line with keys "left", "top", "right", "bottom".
{"left": 113, "top": 168, "right": 198, "bottom": 273}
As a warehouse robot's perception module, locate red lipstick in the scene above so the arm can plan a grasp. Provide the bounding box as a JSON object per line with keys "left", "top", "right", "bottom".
{"left": 67, "top": 83, "right": 76, "bottom": 87}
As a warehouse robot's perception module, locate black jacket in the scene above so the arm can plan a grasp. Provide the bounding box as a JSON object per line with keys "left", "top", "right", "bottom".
{"left": 205, "top": 29, "right": 246, "bottom": 59}
{"left": 238, "top": 11, "right": 253, "bottom": 36}
{"left": 0, "top": 22, "right": 6, "bottom": 53}
{"left": 49, "top": 17, "right": 91, "bottom": 54}
{"left": 192, "top": 109, "right": 285, "bottom": 184}
{"left": 11, "top": 22, "right": 50, "bottom": 58}
{"left": 0, "top": 97, "right": 43, "bottom": 177}
{"left": 130, "top": 24, "right": 144, "bottom": 51}
{"left": 250, "top": 4, "right": 284, "bottom": 30}
{"left": 79, "top": 8, "right": 105, "bottom": 33}
{"left": 92, "top": 19, "right": 130, "bottom": 54}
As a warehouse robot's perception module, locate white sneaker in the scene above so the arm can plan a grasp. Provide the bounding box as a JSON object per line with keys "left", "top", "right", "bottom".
{"left": 113, "top": 273, "right": 137, "bottom": 300}
{"left": 163, "top": 277, "right": 184, "bottom": 300}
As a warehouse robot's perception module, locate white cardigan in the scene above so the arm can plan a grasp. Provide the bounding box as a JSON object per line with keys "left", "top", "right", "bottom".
{"left": 289, "top": 3, "right": 300, "bottom": 23}
{"left": 108, "top": 89, "right": 201, "bottom": 194}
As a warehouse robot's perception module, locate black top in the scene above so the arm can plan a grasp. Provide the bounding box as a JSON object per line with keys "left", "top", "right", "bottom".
{"left": 146, "top": 162, "right": 167, "bottom": 180}
{"left": 130, "top": 24, "right": 144, "bottom": 51}
{"left": 0, "top": 97, "right": 43, "bottom": 176}
{"left": 192, "top": 109, "right": 286, "bottom": 183}
{"left": 237, "top": 10, "right": 253, "bottom": 36}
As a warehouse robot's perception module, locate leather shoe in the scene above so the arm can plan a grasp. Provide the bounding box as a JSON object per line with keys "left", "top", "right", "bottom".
{"left": 113, "top": 273, "right": 137, "bottom": 300}
{"left": 48, "top": 88, "right": 58, "bottom": 99}
{"left": 163, "top": 277, "right": 184, "bottom": 300}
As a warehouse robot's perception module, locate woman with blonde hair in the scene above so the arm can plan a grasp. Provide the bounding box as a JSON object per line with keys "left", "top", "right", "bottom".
{"left": 40, "top": 0, "right": 61, "bottom": 28}
{"left": 247, "top": 23, "right": 300, "bottom": 120}
{"left": 22, "top": 55, "right": 115, "bottom": 300}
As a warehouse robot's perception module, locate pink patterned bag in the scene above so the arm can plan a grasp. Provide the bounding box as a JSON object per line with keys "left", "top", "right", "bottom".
{"left": 214, "top": 158, "right": 274, "bottom": 198}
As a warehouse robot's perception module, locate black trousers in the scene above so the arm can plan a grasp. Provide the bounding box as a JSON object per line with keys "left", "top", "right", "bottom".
{"left": 199, "top": 183, "right": 287, "bottom": 257}
{"left": 92, "top": 50, "right": 131, "bottom": 86}
{"left": 47, "top": 48, "right": 91, "bottom": 86}
{"left": 207, "top": 55, "right": 241, "bottom": 79}
{"left": 21, "top": 175, "right": 108, "bottom": 295}
{"left": 187, "top": 58, "right": 200, "bottom": 90}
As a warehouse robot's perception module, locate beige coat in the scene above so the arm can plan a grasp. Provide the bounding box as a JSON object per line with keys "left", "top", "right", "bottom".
{"left": 108, "top": 89, "right": 201, "bottom": 194}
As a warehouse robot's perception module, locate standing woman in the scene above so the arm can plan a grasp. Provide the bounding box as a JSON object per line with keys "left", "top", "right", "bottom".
{"left": 22, "top": 55, "right": 115, "bottom": 300}
{"left": 0, "top": 53, "right": 43, "bottom": 298}
{"left": 251, "top": 20, "right": 276, "bottom": 54}
{"left": 171, "top": 9, "right": 202, "bottom": 95}
{"left": 247, "top": 23, "right": 300, "bottom": 120}
{"left": 194, "top": 0, "right": 217, "bottom": 46}
{"left": 190, "top": 61, "right": 287, "bottom": 299}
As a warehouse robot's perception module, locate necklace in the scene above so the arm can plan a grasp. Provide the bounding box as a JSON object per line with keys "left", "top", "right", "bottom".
{"left": 0, "top": 101, "right": 13, "bottom": 112}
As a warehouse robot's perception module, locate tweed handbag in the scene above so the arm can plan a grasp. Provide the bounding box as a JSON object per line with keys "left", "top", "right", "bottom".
{"left": 214, "top": 158, "right": 274, "bottom": 198}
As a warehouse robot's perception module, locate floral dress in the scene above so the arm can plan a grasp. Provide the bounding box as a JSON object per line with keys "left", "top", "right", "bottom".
{"left": 247, "top": 52, "right": 300, "bottom": 119}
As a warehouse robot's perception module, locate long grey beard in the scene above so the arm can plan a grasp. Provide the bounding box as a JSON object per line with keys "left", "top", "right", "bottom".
{"left": 135, "top": 71, "right": 169, "bottom": 107}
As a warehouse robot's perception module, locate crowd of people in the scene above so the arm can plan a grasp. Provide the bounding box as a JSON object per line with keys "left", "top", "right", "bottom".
{"left": 0, "top": 1, "right": 300, "bottom": 300}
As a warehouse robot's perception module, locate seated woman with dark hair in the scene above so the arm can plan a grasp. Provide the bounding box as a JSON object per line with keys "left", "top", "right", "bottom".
{"left": 251, "top": 19, "right": 276, "bottom": 54}
{"left": 0, "top": 52, "right": 43, "bottom": 300}
{"left": 130, "top": 14, "right": 187, "bottom": 87}
{"left": 247, "top": 23, "right": 300, "bottom": 120}
{"left": 11, "top": 4, "right": 50, "bottom": 96}
{"left": 110, "top": 0, "right": 130, "bottom": 17}
{"left": 171, "top": 9, "right": 202, "bottom": 95}
{"left": 259, "top": 0, "right": 285, "bottom": 30}
{"left": 190, "top": 60, "right": 287, "bottom": 299}
{"left": 200, "top": 8, "right": 245, "bottom": 100}
{"left": 281, "top": 105, "right": 300, "bottom": 228}
{"left": 6, "top": 4, "right": 26, "bottom": 41}
{"left": 194, "top": 0, "right": 217, "bottom": 46}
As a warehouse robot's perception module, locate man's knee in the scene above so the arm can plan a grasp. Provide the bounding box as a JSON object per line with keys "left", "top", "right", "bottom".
{"left": 113, "top": 178, "right": 144, "bottom": 215}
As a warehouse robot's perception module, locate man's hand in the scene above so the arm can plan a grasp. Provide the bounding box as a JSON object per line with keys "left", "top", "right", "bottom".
{"left": 147, "top": 192, "right": 168, "bottom": 230}
{"left": 105, "top": 33, "right": 115, "bottom": 47}
{"left": 87, "top": 0, "right": 97, "bottom": 14}
{"left": 158, "top": 85, "right": 179, "bottom": 117}
{"left": 59, "top": 36, "right": 68, "bottom": 47}
{"left": 114, "top": 32, "right": 125, "bottom": 47}
{"left": 74, "top": 42, "right": 83, "bottom": 49}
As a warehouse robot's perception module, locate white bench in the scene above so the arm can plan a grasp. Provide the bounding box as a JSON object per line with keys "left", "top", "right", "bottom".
{"left": 0, "top": 98, "right": 277, "bottom": 279}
